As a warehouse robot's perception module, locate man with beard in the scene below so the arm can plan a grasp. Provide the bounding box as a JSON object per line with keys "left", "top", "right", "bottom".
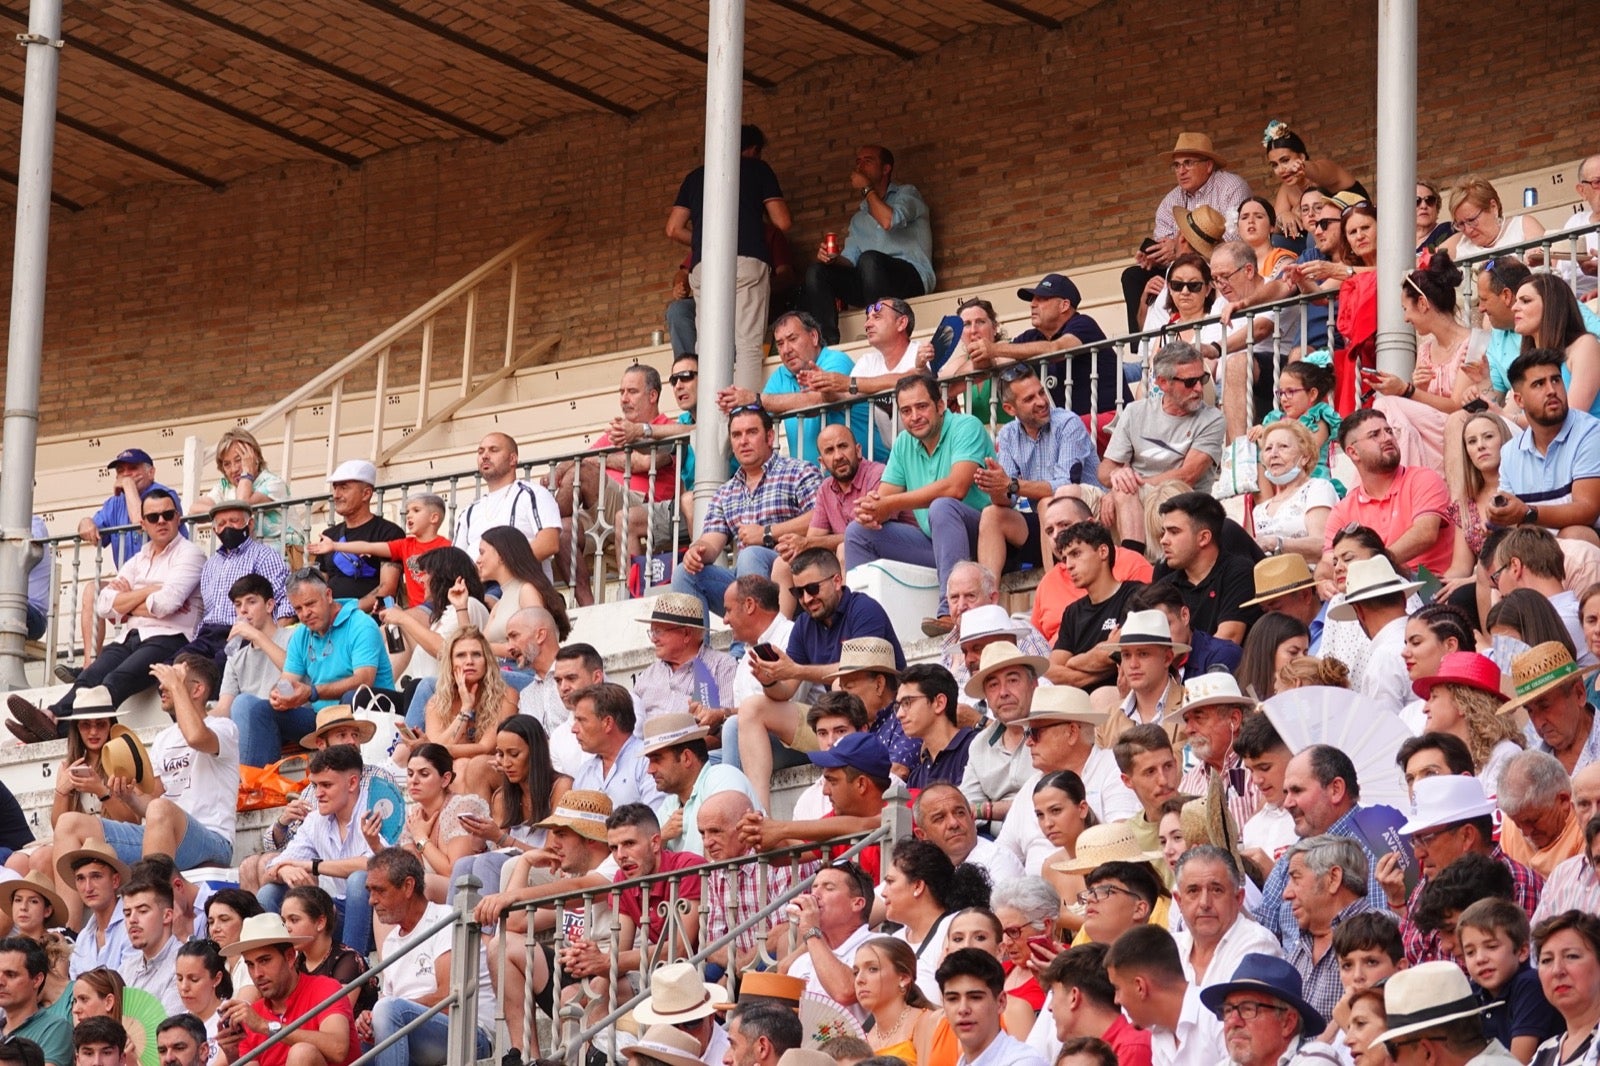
{"left": 1490, "top": 347, "right": 1600, "bottom": 536}
{"left": 1097, "top": 342, "right": 1225, "bottom": 554}
{"left": 451, "top": 432, "right": 560, "bottom": 566}
{"left": 1176, "top": 675, "right": 1262, "bottom": 831}
{"left": 1318, "top": 409, "right": 1454, "bottom": 582}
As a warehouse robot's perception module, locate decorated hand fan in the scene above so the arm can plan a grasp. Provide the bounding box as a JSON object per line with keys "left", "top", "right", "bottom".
{"left": 1259, "top": 686, "right": 1412, "bottom": 809}
{"left": 800, "top": 989, "right": 866, "bottom": 1049}
{"left": 364, "top": 772, "right": 407, "bottom": 844}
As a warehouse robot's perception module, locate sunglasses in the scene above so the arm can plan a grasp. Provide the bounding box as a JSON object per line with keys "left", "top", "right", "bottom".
{"left": 1311, "top": 218, "right": 1341, "bottom": 231}
{"left": 668, "top": 371, "right": 698, "bottom": 385}
{"left": 998, "top": 364, "right": 1035, "bottom": 383}
{"left": 790, "top": 580, "right": 828, "bottom": 600}
{"left": 867, "top": 300, "right": 907, "bottom": 318}
{"left": 1167, "top": 279, "right": 1206, "bottom": 293}
{"left": 1168, "top": 372, "right": 1210, "bottom": 389}
{"left": 1416, "top": 194, "right": 1440, "bottom": 207}
{"left": 142, "top": 509, "right": 179, "bottom": 524}
{"left": 1340, "top": 198, "right": 1374, "bottom": 216}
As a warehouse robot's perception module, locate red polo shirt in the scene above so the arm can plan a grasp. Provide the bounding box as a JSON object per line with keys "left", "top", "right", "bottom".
{"left": 1103, "top": 1013, "right": 1153, "bottom": 1066}
{"left": 239, "top": 973, "right": 356, "bottom": 1066}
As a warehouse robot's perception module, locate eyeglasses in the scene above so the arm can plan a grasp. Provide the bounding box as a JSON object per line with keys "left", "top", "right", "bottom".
{"left": 1170, "top": 159, "right": 1207, "bottom": 172}
{"left": 1340, "top": 198, "right": 1374, "bottom": 217}
{"left": 790, "top": 580, "right": 827, "bottom": 600}
{"left": 1579, "top": 178, "right": 1600, "bottom": 190}
{"left": 1455, "top": 207, "right": 1487, "bottom": 231}
{"left": 668, "top": 371, "right": 698, "bottom": 385}
{"left": 998, "top": 364, "right": 1035, "bottom": 383}
{"left": 142, "top": 509, "right": 178, "bottom": 524}
{"left": 1000, "top": 922, "right": 1042, "bottom": 941}
{"left": 1415, "top": 195, "right": 1441, "bottom": 207}
{"left": 1167, "top": 279, "right": 1206, "bottom": 294}
{"left": 1075, "top": 884, "right": 1137, "bottom": 906}
{"left": 867, "top": 300, "right": 907, "bottom": 318}
{"left": 1023, "top": 722, "right": 1067, "bottom": 742}
{"left": 1167, "top": 372, "right": 1210, "bottom": 389}
{"left": 1385, "top": 1038, "right": 1425, "bottom": 1059}
{"left": 1408, "top": 823, "right": 1460, "bottom": 850}
{"left": 1274, "top": 386, "right": 1306, "bottom": 399}
{"left": 1219, "top": 1002, "right": 1289, "bottom": 1023}
{"left": 1489, "top": 561, "right": 1512, "bottom": 585}
{"left": 1311, "top": 218, "right": 1341, "bottom": 232}
{"left": 1212, "top": 266, "right": 1247, "bottom": 285}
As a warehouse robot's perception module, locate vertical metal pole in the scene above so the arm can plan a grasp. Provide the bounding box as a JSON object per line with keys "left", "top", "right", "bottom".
{"left": 691, "top": 0, "right": 744, "bottom": 529}
{"left": 1374, "top": 0, "right": 1418, "bottom": 378}
{"left": 447, "top": 875, "right": 482, "bottom": 1066}
{"left": 0, "top": 0, "right": 62, "bottom": 690}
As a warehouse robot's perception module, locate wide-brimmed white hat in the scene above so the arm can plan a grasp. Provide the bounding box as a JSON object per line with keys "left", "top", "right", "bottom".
{"left": 1374, "top": 961, "right": 1499, "bottom": 1044}
{"left": 632, "top": 962, "right": 730, "bottom": 1025}
{"left": 1171, "top": 673, "right": 1257, "bottom": 718}
{"left": 956, "top": 604, "right": 1028, "bottom": 646}
{"left": 55, "top": 686, "right": 129, "bottom": 721}
{"left": 1107, "top": 609, "right": 1190, "bottom": 657}
{"left": 963, "top": 640, "right": 1049, "bottom": 698}
{"left": 1398, "top": 775, "right": 1498, "bottom": 837}
{"left": 1327, "top": 556, "right": 1422, "bottom": 621}
{"left": 1021, "top": 685, "right": 1104, "bottom": 727}
{"left": 623, "top": 1026, "right": 705, "bottom": 1066}
{"left": 219, "top": 913, "right": 313, "bottom": 958}
{"left": 1051, "top": 823, "right": 1163, "bottom": 874}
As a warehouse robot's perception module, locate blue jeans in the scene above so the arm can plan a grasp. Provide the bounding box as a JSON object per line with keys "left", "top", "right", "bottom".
{"left": 405, "top": 678, "right": 438, "bottom": 730}
{"left": 102, "top": 810, "right": 233, "bottom": 869}
{"left": 843, "top": 497, "right": 980, "bottom": 615}
{"left": 717, "top": 716, "right": 814, "bottom": 773}
{"left": 670, "top": 546, "right": 778, "bottom": 620}
{"left": 259, "top": 869, "right": 371, "bottom": 952}
{"left": 666, "top": 297, "right": 697, "bottom": 356}
{"left": 234, "top": 694, "right": 322, "bottom": 769}
{"left": 371, "top": 997, "right": 490, "bottom": 1066}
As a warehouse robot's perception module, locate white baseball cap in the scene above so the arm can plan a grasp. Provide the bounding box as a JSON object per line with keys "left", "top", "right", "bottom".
{"left": 328, "top": 459, "right": 378, "bottom": 486}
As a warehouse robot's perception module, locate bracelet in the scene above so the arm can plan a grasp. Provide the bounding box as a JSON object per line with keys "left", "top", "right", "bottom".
{"left": 499, "top": 831, "right": 510, "bottom": 847}
{"left": 1402, "top": 383, "right": 1416, "bottom": 400}
{"left": 311, "top": 859, "right": 321, "bottom": 878}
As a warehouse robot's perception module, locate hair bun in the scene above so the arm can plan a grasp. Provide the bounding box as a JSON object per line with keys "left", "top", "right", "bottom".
{"left": 1426, "top": 248, "right": 1463, "bottom": 289}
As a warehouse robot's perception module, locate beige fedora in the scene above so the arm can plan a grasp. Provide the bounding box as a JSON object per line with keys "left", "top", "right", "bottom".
{"left": 532, "top": 789, "right": 614, "bottom": 843}
{"left": 1051, "top": 823, "right": 1163, "bottom": 874}
{"left": 822, "top": 637, "right": 901, "bottom": 683}
{"left": 1238, "top": 554, "right": 1318, "bottom": 608}
{"left": 1164, "top": 132, "right": 1227, "bottom": 168}
{"left": 963, "top": 641, "right": 1049, "bottom": 698}
{"left": 1172, "top": 673, "right": 1257, "bottom": 718}
{"left": 218, "top": 912, "right": 313, "bottom": 958}
{"left": 641, "top": 712, "right": 710, "bottom": 756}
{"left": 1172, "top": 205, "right": 1228, "bottom": 258}
{"left": 1326, "top": 556, "right": 1422, "bottom": 621}
{"left": 0, "top": 871, "right": 67, "bottom": 924}
{"left": 299, "top": 704, "right": 379, "bottom": 751}
{"left": 639, "top": 593, "right": 707, "bottom": 630}
{"left": 1021, "top": 684, "right": 1104, "bottom": 727}
{"left": 632, "top": 962, "right": 730, "bottom": 1025}
{"left": 56, "top": 838, "right": 131, "bottom": 886}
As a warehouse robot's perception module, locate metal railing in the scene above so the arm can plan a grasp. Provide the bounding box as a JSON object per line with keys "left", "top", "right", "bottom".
{"left": 1454, "top": 216, "right": 1600, "bottom": 321}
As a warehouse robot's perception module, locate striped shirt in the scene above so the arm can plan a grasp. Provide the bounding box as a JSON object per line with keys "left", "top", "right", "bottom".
{"left": 1533, "top": 852, "right": 1600, "bottom": 925}
{"left": 1178, "top": 752, "right": 1262, "bottom": 839}
{"left": 1500, "top": 408, "right": 1600, "bottom": 517}
{"left": 198, "top": 537, "right": 292, "bottom": 626}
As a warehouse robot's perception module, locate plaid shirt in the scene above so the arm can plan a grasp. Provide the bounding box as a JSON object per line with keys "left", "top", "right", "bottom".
{"left": 705, "top": 855, "right": 807, "bottom": 957}
{"left": 198, "top": 537, "right": 292, "bottom": 627}
{"left": 704, "top": 454, "right": 821, "bottom": 542}
{"left": 1287, "top": 898, "right": 1378, "bottom": 1023}
{"left": 995, "top": 407, "right": 1103, "bottom": 492}
{"left": 1400, "top": 847, "right": 1543, "bottom": 964}
{"left": 1255, "top": 806, "right": 1394, "bottom": 954}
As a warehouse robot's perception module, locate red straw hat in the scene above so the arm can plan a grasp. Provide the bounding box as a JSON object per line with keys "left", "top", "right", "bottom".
{"left": 1412, "top": 651, "right": 1507, "bottom": 701}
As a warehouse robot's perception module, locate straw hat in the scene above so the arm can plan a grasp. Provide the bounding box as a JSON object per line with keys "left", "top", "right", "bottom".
{"left": 218, "top": 912, "right": 312, "bottom": 958}
{"left": 0, "top": 871, "right": 67, "bottom": 924}
{"left": 1411, "top": 651, "right": 1510, "bottom": 702}
{"left": 1106, "top": 609, "right": 1190, "bottom": 658}
{"left": 1238, "top": 555, "right": 1318, "bottom": 608}
{"left": 1172, "top": 205, "right": 1228, "bottom": 258}
{"left": 531, "top": 790, "right": 614, "bottom": 843}
{"left": 1498, "top": 641, "right": 1600, "bottom": 714}
{"left": 299, "top": 704, "right": 379, "bottom": 751}
{"left": 638, "top": 593, "right": 707, "bottom": 629}
{"left": 963, "top": 641, "right": 1049, "bottom": 698}
{"left": 641, "top": 712, "right": 710, "bottom": 756}
{"left": 632, "top": 962, "right": 730, "bottom": 1025}
{"left": 1020, "top": 685, "right": 1104, "bottom": 727}
{"left": 624, "top": 1027, "right": 708, "bottom": 1066}
{"left": 1326, "top": 557, "right": 1422, "bottom": 621}
{"left": 821, "top": 637, "right": 901, "bottom": 683}
{"left": 1173, "top": 673, "right": 1256, "bottom": 717}
{"left": 55, "top": 838, "right": 131, "bottom": 885}
{"left": 54, "top": 686, "right": 127, "bottom": 721}
{"left": 1164, "top": 132, "right": 1227, "bottom": 167}
{"left": 100, "top": 726, "right": 166, "bottom": 797}
{"left": 778, "top": 1052, "right": 837, "bottom": 1066}
{"left": 1398, "top": 775, "right": 1498, "bottom": 837}
{"left": 1373, "top": 961, "right": 1499, "bottom": 1044}
{"left": 734, "top": 972, "right": 804, "bottom": 1005}
{"left": 1051, "top": 823, "right": 1163, "bottom": 874}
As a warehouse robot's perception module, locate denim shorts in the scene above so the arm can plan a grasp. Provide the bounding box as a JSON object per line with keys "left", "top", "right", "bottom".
{"left": 103, "top": 810, "right": 233, "bottom": 870}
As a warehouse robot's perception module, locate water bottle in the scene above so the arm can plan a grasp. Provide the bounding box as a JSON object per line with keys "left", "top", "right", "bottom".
{"left": 223, "top": 636, "right": 246, "bottom": 657}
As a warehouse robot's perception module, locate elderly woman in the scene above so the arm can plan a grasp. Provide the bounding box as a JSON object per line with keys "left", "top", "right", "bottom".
{"left": 193, "top": 427, "right": 292, "bottom": 543}
{"left": 1251, "top": 421, "right": 1337, "bottom": 563}
{"left": 1529, "top": 911, "right": 1600, "bottom": 1066}
{"left": 991, "top": 877, "right": 1061, "bottom": 1035}
{"left": 1442, "top": 177, "right": 1546, "bottom": 260}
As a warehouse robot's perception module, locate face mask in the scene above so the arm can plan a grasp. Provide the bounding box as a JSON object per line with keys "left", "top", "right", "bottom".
{"left": 217, "top": 527, "right": 249, "bottom": 550}
{"left": 1263, "top": 465, "right": 1304, "bottom": 486}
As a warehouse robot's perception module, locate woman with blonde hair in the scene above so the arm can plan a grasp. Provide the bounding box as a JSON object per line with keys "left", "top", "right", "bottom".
{"left": 1275, "top": 655, "right": 1351, "bottom": 693}
{"left": 1250, "top": 420, "right": 1336, "bottom": 563}
{"left": 1414, "top": 652, "right": 1524, "bottom": 795}
{"left": 1438, "top": 410, "right": 1516, "bottom": 604}
{"left": 193, "top": 427, "right": 291, "bottom": 541}
{"left": 853, "top": 937, "right": 940, "bottom": 1065}
{"left": 421, "top": 626, "right": 517, "bottom": 800}
{"left": 1441, "top": 177, "right": 1545, "bottom": 259}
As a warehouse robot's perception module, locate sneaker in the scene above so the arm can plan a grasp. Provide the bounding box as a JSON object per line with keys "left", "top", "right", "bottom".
{"left": 920, "top": 615, "right": 955, "bottom": 637}
{"left": 53, "top": 664, "right": 79, "bottom": 684}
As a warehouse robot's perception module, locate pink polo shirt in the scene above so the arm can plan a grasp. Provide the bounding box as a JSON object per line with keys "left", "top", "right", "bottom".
{"left": 1323, "top": 465, "right": 1455, "bottom": 576}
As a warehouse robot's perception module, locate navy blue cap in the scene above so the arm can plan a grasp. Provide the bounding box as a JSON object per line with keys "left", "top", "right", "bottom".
{"left": 106, "top": 448, "right": 153, "bottom": 469}
{"left": 1017, "top": 273, "right": 1081, "bottom": 305}
{"left": 808, "top": 731, "right": 892, "bottom": 779}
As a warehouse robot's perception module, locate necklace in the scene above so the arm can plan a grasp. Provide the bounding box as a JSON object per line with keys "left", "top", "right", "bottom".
{"left": 874, "top": 1002, "right": 913, "bottom": 1045}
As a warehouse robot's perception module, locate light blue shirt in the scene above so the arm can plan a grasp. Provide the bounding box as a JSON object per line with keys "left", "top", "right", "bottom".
{"left": 283, "top": 598, "right": 396, "bottom": 705}
{"left": 659, "top": 762, "right": 763, "bottom": 855}
{"left": 70, "top": 905, "right": 133, "bottom": 978}
{"left": 994, "top": 407, "right": 1103, "bottom": 492}
{"left": 269, "top": 777, "right": 375, "bottom": 898}
{"left": 1499, "top": 407, "right": 1600, "bottom": 516}
{"left": 841, "top": 183, "right": 935, "bottom": 292}
{"left": 764, "top": 347, "right": 883, "bottom": 462}
{"left": 572, "top": 734, "right": 667, "bottom": 816}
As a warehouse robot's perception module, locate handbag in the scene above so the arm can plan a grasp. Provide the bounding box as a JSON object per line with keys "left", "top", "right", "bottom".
{"left": 237, "top": 755, "right": 307, "bottom": 812}
{"left": 1216, "top": 438, "right": 1259, "bottom": 500}
{"left": 350, "top": 685, "right": 402, "bottom": 765}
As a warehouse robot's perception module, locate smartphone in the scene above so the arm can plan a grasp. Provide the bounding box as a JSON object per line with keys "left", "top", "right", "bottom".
{"left": 1027, "top": 935, "right": 1058, "bottom": 956}
{"left": 752, "top": 643, "right": 780, "bottom": 662}
{"left": 1137, "top": 237, "right": 1159, "bottom": 254}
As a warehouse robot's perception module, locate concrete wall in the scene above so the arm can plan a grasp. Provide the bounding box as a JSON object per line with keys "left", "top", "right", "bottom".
{"left": 6, "top": 0, "right": 1598, "bottom": 433}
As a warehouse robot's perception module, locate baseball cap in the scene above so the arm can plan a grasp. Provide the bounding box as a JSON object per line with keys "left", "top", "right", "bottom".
{"left": 106, "top": 448, "right": 153, "bottom": 469}
{"left": 808, "top": 731, "right": 891, "bottom": 779}
{"left": 1017, "top": 273, "right": 1081, "bottom": 305}
{"left": 329, "top": 459, "right": 378, "bottom": 486}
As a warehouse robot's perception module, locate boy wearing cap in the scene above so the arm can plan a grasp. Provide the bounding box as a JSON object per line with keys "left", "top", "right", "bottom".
{"left": 310, "top": 493, "right": 449, "bottom": 610}
{"left": 316, "top": 460, "right": 403, "bottom": 614}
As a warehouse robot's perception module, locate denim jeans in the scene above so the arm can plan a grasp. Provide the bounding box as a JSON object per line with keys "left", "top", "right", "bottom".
{"left": 259, "top": 869, "right": 371, "bottom": 952}
{"left": 842, "top": 497, "right": 980, "bottom": 616}
{"left": 670, "top": 546, "right": 777, "bottom": 623}
{"left": 233, "top": 694, "right": 322, "bottom": 769}
{"left": 370, "top": 996, "right": 490, "bottom": 1066}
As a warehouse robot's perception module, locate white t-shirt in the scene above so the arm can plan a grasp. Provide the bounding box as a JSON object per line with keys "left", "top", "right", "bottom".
{"left": 407, "top": 598, "right": 491, "bottom": 681}
{"left": 453, "top": 481, "right": 561, "bottom": 573}
{"left": 853, "top": 342, "right": 924, "bottom": 447}
{"left": 1242, "top": 805, "right": 1298, "bottom": 865}
{"left": 786, "top": 921, "right": 873, "bottom": 1019}
{"left": 733, "top": 614, "right": 794, "bottom": 705}
{"left": 150, "top": 716, "right": 241, "bottom": 842}
{"left": 1253, "top": 478, "right": 1339, "bottom": 541}
{"left": 1557, "top": 209, "right": 1599, "bottom": 298}
{"left": 1360, "top": 615, "right": 1412, "bottom": 716}
{"left": 381, "top": 901, "right": 453, "bottom": 1002}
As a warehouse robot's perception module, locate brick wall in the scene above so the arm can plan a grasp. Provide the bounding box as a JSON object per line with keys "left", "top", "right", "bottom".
{"left": 6, "top": 0, "right": 1599, "bottom": 435}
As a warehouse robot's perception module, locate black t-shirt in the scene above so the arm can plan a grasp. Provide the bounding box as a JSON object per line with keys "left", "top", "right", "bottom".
{"left": 1154, "top": 552, "right": 1261, "bottom": 638}
{"left": 1055, "top": 581, "right": 1146, "bottom": 686}
{"left": 318, "top": 514, "right": 406, "bottom": 602}
{"left": 0, "top": 779, "right": 34, "bottom": 851}
{"left": 673, "top": 157, "right": 785, "bottom": 266}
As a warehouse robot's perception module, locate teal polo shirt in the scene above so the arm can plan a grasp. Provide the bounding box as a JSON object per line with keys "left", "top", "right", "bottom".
{"left": 12, "top": 1002, "right": 71, "bottom": 1066}
{"left": 764, "top": 348, "right": 884, "bottom": 463}
{"left": 882, "top": 411, "right": 997, "bottom": 536}
{"left": 284, "top": 598, "right": 396, "bottom": 707}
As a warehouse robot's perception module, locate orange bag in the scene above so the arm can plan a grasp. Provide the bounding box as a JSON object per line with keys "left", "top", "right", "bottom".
{"left": 237, "top": 755, "right": 308, "bottom": 812}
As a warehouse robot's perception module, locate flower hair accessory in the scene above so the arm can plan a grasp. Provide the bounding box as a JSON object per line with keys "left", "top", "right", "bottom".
{"left": 1301, "top": 349, "right": 1333, "bottom": 368}
{"left": 1262, "top": 119, "right": 1291, "bottom": 148}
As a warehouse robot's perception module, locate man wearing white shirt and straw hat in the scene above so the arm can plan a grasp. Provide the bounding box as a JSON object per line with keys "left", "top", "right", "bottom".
{"left": 632, "top": 961, "right": 732, "bottom": 1066}
{"left": 1327, "top": 555, "right": 1423, "bottom": 717}
{"left": 960, "top": 641, "right": 1048, "bottom": 828}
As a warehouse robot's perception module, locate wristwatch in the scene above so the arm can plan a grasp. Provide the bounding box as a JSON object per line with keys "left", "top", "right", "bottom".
{"left": 803, "top": 926, "right": 824, "bottom": 941}
{"left": 1007, "top": 477, "right": 1019, "bottom": 501}
{"left": 267, "top": 1023, "right": 283, "bottom": 1036}
{"left": 848, "top": 376, "right": 859, "bottom": 395}
{"left": 641, "top": 423, "right": 654, "bottom": 441}
{"left": 762, "top": 525, "right": 777, "bottom": 549}
{"left": 1522, "top": 505, "right": 1539, "bottom": 526}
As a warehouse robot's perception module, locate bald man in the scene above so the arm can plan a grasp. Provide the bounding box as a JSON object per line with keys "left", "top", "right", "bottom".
{"left": 700, "top": 791, "right": 795, "bottom": 972}
{"left": 508, "top": 607, "right": 582, "bottom": 775}
{"left": 454, "top": 432, "right": 561, "bottom": 566}
{"left": 1573, "top": 763, "right": 1600, "bottom": 825}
